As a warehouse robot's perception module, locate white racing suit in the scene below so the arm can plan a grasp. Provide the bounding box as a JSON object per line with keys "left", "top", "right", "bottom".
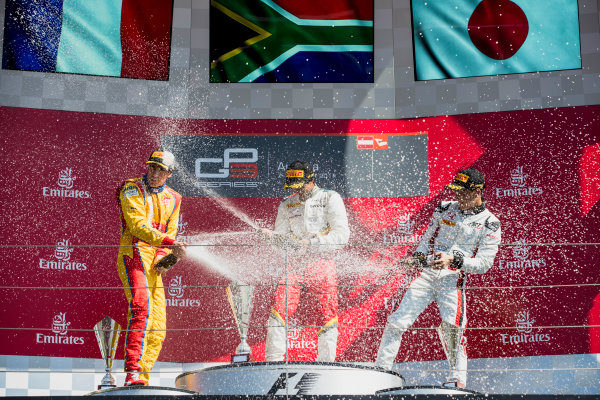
{"left": 375, "top": 201, "right": 501, "bottom": 385}
{"left": 265, "top": 185, "right": 350, "bottom": 362}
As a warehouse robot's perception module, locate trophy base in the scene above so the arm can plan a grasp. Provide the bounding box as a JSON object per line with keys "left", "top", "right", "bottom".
{"left": 88, "top": 386, "right": 196, "bottom": 396}
{"left": 230, "top": 353, "right": 251, "bottom": 363}
{"left": 97, "top": 384, "right": 117, "bottom": 390}
{"left": 377, "top": 385, "right": 481, "bottom": 395}
{"left": 175, "top": 361, "right": 405, "bottom": 395}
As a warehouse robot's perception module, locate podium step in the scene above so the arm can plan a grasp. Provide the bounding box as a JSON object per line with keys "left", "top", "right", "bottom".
{"left": 175, "top": 361, "right": 405, "bottom": 396}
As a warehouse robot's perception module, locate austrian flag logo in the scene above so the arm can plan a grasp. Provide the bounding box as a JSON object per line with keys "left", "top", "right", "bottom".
{"left": 357, "top": 135, "right": 388, "bottom": 150}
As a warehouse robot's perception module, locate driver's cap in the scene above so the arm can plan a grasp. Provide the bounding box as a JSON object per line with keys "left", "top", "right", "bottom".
{"left": 146, "top": 150, "right": 175, "bottom": 171}
{"left": 283, "top": 160, "right": 314, "bottom": 189}
{"left": 445, "top": 168, "right": 485, "bottom": 190}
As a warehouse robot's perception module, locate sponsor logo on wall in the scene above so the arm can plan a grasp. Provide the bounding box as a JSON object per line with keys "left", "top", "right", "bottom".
{"left": 195, "top": 148, "right": 259, "bottom": 188}
{"left": 175, "top": 213, "right": 196, "bottom": 243}
{"left": 39, "top": 239, "right": 87, "bottom": 271}
{"left": 177, "top": 213, "right": 189, "bottom": 236}
{"left": 498, "top": 238, "right": 547, "bottom": 270}
{"left": 287, "top": 317, "right": 316, "bottom": 350}
{"left": 357, "top": 135, "right": 389, "bottom": 150}
{"left": 42, "top": 168, "right": 91, "bottom": 198}
{"left": 178, "top": 213, "right": 209, "bottom": 246}
{"left": 36, "top": 312, "right": 85, "bottom": 345}
{"left": 495, "top": 166, "right": 543, "bottom": 198}
{"left": 166, "top": 275, "right": 201, "bottom": 307}
{"left": 383, "top": 214, "right": 421, "bottom": 244}
{"left": 268, "top": 372, "right": 320, "bottom": 395}
{"left": 176, "top": 213, "right": 209, "bottom": 246}
{"left": 500, "top": 311, "right": 550, "bottom": 345}
{"left": 163, "top": 133, "right": 428, "bottom": 198}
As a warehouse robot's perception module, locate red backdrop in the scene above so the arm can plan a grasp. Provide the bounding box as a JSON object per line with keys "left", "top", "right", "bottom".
{"left": 1, "top": 105, "right": 599, "bottom": 363}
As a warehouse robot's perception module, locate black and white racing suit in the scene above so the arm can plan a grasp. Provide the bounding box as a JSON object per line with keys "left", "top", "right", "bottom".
{"left": 375, "top": 201, "right": 501, "bottom": 385}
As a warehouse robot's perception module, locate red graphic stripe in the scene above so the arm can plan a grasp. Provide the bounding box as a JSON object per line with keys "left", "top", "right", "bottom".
{"left": 124, "top": 247, "right": 151, "bottom": 371}
{"left": 580, "top": 144, "right": 600, "bottom": 216}
{"left": 120, "top": 0, "right": 173, "bottom": 80}
{"left": 273, "top": 0, "right": 373, "bottom": 20}
{"left": 454, "top": 271, "right": 465, "bottom": 327}
{"left": 151, "top": 221, "right": 167, "bottom": 232}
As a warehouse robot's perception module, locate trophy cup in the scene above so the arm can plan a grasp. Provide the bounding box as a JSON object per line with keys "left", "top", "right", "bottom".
{"left": 436, "top": 322, "right": 462, "bottom": 378}
{"left": 94, "top": 316, "right": 121, "bottom": 390}
{"left": 226, "top": 281, "right": 254, "bottom": 363}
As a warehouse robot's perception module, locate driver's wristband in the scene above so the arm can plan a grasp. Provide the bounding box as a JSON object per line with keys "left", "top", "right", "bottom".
{"left": 450, "top": 250, "right": 464, "bottom": 270}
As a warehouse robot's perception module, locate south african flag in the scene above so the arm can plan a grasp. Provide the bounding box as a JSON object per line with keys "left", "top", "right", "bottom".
{"left": 210, "top": 0, "right": 374, "bottom": 83}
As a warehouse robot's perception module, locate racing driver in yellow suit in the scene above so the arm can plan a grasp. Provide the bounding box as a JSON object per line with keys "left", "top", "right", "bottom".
{"left": 116, "top": 150, "right": 187, "bottom": 386}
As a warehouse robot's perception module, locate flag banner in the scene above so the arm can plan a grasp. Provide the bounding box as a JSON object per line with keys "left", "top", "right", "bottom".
{"left": 2, "top": 0, "right": 174, "bottom": 81}
{"left": 411, "top": 0, "right": 581, "bottom": 80}
{"left": 210, "top": 0, "right": 374, "bottom": 83}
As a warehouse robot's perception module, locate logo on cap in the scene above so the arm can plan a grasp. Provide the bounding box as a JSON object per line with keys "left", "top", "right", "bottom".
{"left": 456, "top": 173, "right": 469, "bottom": 183}
{"left": 286, "top": 170, "right": 305, "bottom": 178}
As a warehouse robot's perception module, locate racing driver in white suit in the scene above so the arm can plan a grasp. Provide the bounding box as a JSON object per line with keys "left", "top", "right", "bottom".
{"left": 260, "top": 161, "right": 350, "bottom": 362}
{"left": 375, "top": 168, "right": 501, "bottom": 388}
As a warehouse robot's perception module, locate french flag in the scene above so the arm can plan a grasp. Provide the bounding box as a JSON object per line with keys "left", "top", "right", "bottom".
{"left": 2, "top": 0, "right": 174, "bottom": 80}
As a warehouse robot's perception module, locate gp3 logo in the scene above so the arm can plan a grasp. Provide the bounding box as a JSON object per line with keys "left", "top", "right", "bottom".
{"left": 195, "top": 148, "right": 258, "bottom": 179}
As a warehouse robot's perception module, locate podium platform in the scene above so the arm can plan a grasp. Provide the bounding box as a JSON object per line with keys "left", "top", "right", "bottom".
{"left": 87, "top": 386, "right": 196, "bottom": 396}
{"left": 175, "top": 361, "right": 405, "bottom": 396}
{"left": 87, "top": 362, "right": 481, "bottom": 397}
{"left": 378, "top": 386, "right": 480, "bottom": 395}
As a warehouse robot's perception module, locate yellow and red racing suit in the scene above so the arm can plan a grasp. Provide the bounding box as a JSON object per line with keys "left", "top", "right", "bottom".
{"left": 116, "top": 176, "right": 182, "bottom": 384}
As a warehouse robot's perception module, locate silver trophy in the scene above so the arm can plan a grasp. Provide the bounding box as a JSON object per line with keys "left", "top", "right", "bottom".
{"left": 437, "top": 321, "right": 461, "bottom": 374}
{"left": 226, "top": 281, "right": 254, "bottom": 363}
{"left": 94, "top": 316, "right": 121, "bottom": 389}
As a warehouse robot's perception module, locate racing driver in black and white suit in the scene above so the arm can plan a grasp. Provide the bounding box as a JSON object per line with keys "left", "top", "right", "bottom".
{"left": 375, "top": 168, "right": 501, "bottom": 388}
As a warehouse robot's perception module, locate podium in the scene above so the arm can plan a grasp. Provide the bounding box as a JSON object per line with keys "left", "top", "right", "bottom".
{"left": 175, "top": 361, "right": 405, "bottom": 396}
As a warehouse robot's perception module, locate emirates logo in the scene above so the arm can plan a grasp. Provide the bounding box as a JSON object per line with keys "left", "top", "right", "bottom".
{"left": 42, "top": 168, "right": 91, "bottom": 199}
{"left": 395, "top": 214, "right": 414, "bottom": 235}
{"left": 496, "top": 166, "right": 542, "bottom": 198}
{"left": 516, "top": 311, "right": 534, "bottom": 333}
{"left": 500, "top": 310, "right": 551, "bottom": 345}
{"left": 510, "top": 166, "right": 528, "bottom": 188}
{"left": 54, "top": 239, "right": 73, "bottom": 261}
{"left": 177, "top": 214, "right": 189, "bottom": 236}
{"left": 512, "top": 238, "right": 530, "bottom": 261}
{"left": 287, "top": 317, "right": 301, "bottom": 341}
{"left": 36, "top": 312, "right": 84, "bottom": 345}
{"left": 166, "top": 276, "right": 201, "bottom": 308}
{"left": 168, "top": 276, "right": 185, "bottom": 298}
{"left": 51, "top": 312, "right": 70, "bottom": 335}
{"left": 57, "top": 168, "right": 76, "bottom": 189}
